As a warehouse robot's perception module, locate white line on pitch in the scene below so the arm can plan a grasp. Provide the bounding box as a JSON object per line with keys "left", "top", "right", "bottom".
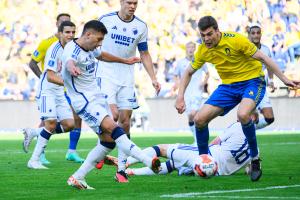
{"left": 160, "top": 185, "right": 300, "bottom": 198}
{"left": 192, "top": 195, "right": 300, "bottom": 199}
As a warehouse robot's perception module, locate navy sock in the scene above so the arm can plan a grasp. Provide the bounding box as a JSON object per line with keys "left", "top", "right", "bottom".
{"left": 241, "top": 120, "right": 258, "bottom": 158}
{"left": 100, "top": 141, "right": 116, "bottom": 150}
{"left": 69, "top": 128, "right": 81, "bottom": 150}
{"left": 195, "top": 125, "right": 209, "bottom": 155}
{"left": 166, "top": 160, "right": 174, "bottom": 173}
{"left": 40, "top": 129, "right": 52, "bottom": 140}
{"left": 152, "top": 145, "right": 161, "bottom": 157}
{"left": 55, "top": 122, "right": 63, "bottom": 134}
{"left": 111, "top": 127, "right": 126, "bottom": 140}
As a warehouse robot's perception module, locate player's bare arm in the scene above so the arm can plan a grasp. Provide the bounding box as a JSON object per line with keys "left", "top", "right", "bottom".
{"left": 140, "top": 50, "right": 161, "bottom": 94}
{"left": 29, "top": 59, "right": 42, "bottom": 78}
{"left": 46, "top": 70, "right": 64, "bottom": 86}
{"left": 252, "top": 50, "right": 300, "bottom": 88}
{"left": 97, "top": 51, "right": 140, "bottom": 65}
{"left": 66, "top": 60, "right": 81, "bottom": 76}
{"left": 175, "top": 65, "right": 196, "bottom": 114}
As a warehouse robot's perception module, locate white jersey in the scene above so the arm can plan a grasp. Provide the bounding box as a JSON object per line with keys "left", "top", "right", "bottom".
{"left": 96, "top": 12, "right": 148, "bottom": 86}
{"left": 36, "top": 41, "right": 64, "bottom": 98}
{"left": 174, "top": 58, "right": 208, "bottom": 98}
{"left": 61, "top": 40, "right": 102, "bottom": 112}
{"left": 169, "top": 122, "right": 251, "bottom": 176}
{"left": 259, "top": 44, "right": 273, "bottom": 80}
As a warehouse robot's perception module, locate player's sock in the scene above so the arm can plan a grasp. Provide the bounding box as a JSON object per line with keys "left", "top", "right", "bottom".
{"left": 195, "top": 125, "right": 209, "bottom": 155}
{"left": 111, "top": 127, "right": 153, "bottom": 168}
{"left": 189, "top": 121, "right": 197, "bottom": 144}
{"left": 127, "top": 145, "right": 160, "bottom": 166}
{"left": 117, "top": 149, "right": 128, "bottom": 172}
{"left": 255, "top": 116, "right": 274, "bottom": 130}
{"left": 242, "top": 120, "right": 258, "bottom": 158}
{"left": 128, "top": 161, "right": 170, "bottom": 175}
{"left": 30, "top": 128, "right": 52, "bottom": 161}
{"left": 54, "top": 122, "right": 64, "bottom": 134}
{"left": 68, "top": 128, "right": 81, "bottom": 152}
{"left": 73, "top": 142, "right": 114, "bottom": 180}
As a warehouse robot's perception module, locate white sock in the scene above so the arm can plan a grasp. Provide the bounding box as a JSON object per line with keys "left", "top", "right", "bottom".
{"left": 255, "top": 116, "right": 268, "bottom": 130}
{"left": 127, "top": 147, "right": 157, "bottom": 166}
{"left": 73, "top": 144, "right": 112, "bottom": 180}
{"left": 189, "top": 124, "right": 197, "bottom": 144}
{"left": 117, "top": 149, "right": 128, "bottom": 172}
{"left": 30, "top": 132, "right": 49, "bottom": 161}
{"left": 129, "top": 162, "right": 169, "bottom": 175}
{"left": 115, "top": 134, "right": 152, "bottom": 168}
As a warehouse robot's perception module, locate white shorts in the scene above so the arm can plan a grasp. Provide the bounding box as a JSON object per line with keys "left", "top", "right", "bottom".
{"left": 73, "top": 93, "right": 112, "bottom": 134}
{"left": 37, "top": 95, "right": 73, "bottom": 121}
{"left": 166, "top": 144, "right": 197, "bottom": 169}
{"left": 97, "top": 77, "right": 139, "bottom": 110}
{"left": 257, "top": 91, "right": 272, "bottom": 110}
{"left": 185, "top": 95, "right": 204, "bottom": 115}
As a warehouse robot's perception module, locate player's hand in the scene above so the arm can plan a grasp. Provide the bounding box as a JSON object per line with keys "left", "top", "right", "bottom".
{"left": 175, "top": 96, "right": 186, "bottom": 114}
{"left": 57, "top": 60, "right": 62, "bottom": 72}
{"left": 283, "top": 78, "right": 300, "bottom": 89}
{"left": 152, "top": 80, "right": 161, "bottom": 96}
{"left": 126, "top": 57, "right": 141, "bottom": 65}
{"left": 69, "top": 65, "right": 81, "bottom": 77}
{"left": 268, "top": 81, "right": 276, "bottom": 93}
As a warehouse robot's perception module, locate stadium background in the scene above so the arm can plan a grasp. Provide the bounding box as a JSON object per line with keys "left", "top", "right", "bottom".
{"left": 0, "top": 0, "right": 299, "bottom": 131}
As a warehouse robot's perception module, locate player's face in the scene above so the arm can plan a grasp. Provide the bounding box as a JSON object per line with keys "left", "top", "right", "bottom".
{"left": 56, "top": 16, "right": 71, "bottom": 28}
{"left": 120, "top": 0, "right": 138, "bottom": 16}
{"left": 61, "top": 26, "right": 76, "bottom": 44}
{"left": 248, "top": 27, "right": 261, "bottom": 45}
{"left": 200, "top": 27, "right": 221, "bottom": 49}
{"left": 85, "top": 31, "right": 105, "bottom": 50}
{"left": 186, "top": 43, "right": 196, "bottom": 57}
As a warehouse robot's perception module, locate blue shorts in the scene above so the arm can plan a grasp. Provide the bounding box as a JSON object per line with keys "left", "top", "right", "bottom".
{"left": 205, "top": 77, "right": 266, "bottom": 116}
{"left": 64, "top": 91, "right": 72, "bottom": 106}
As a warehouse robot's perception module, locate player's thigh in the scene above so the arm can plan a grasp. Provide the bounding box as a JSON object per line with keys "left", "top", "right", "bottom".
{"left": 260, "top": 107, "right": 274, "bottom": 118}
{"left": 117, "top": 86, "right": 139, "bottom": 110}
{"left": 194, "top": 104, "right": 223, "bottom": 125}
{"left": 237, "top": 98, "right": 256, "bottom": 122}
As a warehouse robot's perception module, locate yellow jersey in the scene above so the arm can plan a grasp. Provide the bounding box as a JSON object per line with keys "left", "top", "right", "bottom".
{"left": 191, "top": 32, "right": 264, "bottom": 84}
{"left": 31, "top": 35, "right": 58, "bottom": 71}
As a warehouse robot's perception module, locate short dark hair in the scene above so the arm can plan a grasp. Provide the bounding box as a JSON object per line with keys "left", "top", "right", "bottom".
{"left": 198, "top": 16, "right": 218, "bottom": 31}
{"left": 58, "top": 21, "right": 76, "bottom": 32}
{"left": 56, "top": 13, "right": 71, "bottom": 21}
{"left": 82, "top": 20, "right": 107, "bottom": 35}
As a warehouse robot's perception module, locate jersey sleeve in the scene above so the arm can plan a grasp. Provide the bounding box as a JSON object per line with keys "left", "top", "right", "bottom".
{"left": 44, "top": 48, "right": 62, "bottom": 73}
{"left": 137, "top": 25, "right": 148, "bottom": 52}
{"left": 191, "top": 46, "right": 205, "bottom": 70}
{"left": 201, "top": 63, "right": 209, "bottom": 73}
{"left": 236, "top": 34, "right": 258, "bottom": 57}
{"left": 31, "top": 39, "right": 48, "bottom": 62}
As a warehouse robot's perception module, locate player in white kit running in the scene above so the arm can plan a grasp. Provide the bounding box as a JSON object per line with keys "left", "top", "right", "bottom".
{"left": 174, "top": 41, "right": 209, "bottom": 145}
{"left": 124, "top": 121, "right": 255, "bottom": 177}
{"left": 27, "top": 21, "right": 77, "bottom": 169}
{"left": 248, "top": 23, "right": 275, "bottom": 129}
{"left": 96, "top": 0, "right": 161, "bottom": 182}
{"left": 62, "top": 20, "right": 161, "bottom": 190}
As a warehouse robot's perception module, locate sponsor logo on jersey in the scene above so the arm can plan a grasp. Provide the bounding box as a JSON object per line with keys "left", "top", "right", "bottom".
{"left": 123, "top": 27, "right": 127, "bottom": 32}
{"left": 111, "top": 33, "right": 135, "bottom": 46}
{"left": 112, "top": 26, "right": 117, "bottom": 30}
{"left": 86, "top": 63, "right": 95, "bottom": 74}
{"left": 225, "top": 48, "right": 231, "bottom": 56}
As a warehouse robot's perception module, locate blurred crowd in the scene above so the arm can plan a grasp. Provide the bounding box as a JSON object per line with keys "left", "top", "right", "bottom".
{"left": 0, "top": 0, "right": 299, "bottom": 100}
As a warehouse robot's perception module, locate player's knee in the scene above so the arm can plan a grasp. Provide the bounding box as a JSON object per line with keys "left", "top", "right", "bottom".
{"left": 44, "top": 120, "right": 57, "bottom": 133}
{"left": 62, "top": 121, "right": 75, "bottom": 132}
{"left": 237, "top": 112, "right": 251, "bottom": 124}
{"left": 265, "top": 117, "right": 274, "bottom": 125}
{"left": 193, "top": 115, "right": 208, "bottom": 128}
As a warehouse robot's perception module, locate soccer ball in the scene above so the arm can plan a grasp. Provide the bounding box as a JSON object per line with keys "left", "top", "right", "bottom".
{"left": 193, "top": 154, "right": 218, "bottom": 178}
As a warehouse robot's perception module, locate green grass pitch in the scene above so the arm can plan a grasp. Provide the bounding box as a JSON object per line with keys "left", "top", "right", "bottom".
{"left": 0, "top": 132, "right": 299, "bottom": 200}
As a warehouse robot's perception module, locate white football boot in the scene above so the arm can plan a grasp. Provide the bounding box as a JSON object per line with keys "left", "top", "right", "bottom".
{"left": 22, "top": 128, "right": 38, "bottom": 153}
{"left": 67, "top": 176, "right": 94, "bottom": 190}
{"left": 27, "top": 160, "right": 48, "bottom": 169}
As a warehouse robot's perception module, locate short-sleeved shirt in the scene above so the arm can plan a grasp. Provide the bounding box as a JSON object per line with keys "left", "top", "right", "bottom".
{"left": 96, "top": 12, "right": 148, "bottom": 86}
{"left": 191, "top": 32, "right": 264, "bottom": 84}
{"left": 31, "top": 35, "right": 58, "bottom": 72}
